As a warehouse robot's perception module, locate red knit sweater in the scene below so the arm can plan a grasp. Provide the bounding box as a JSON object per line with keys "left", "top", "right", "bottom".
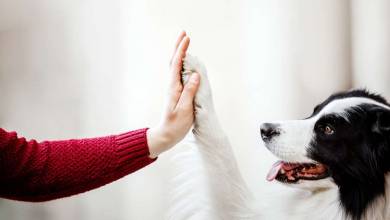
{"left": 0, "top": 128, "right": 156, "bottom": 202}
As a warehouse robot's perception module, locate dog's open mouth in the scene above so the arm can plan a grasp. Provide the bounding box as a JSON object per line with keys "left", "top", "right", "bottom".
{"left": 267, "top": 161, "right": 330, "bottom": 183}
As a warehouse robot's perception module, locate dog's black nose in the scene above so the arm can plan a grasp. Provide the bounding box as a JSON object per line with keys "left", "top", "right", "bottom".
{"left": 260, "top": 123, "right": 280, "bottom": 141}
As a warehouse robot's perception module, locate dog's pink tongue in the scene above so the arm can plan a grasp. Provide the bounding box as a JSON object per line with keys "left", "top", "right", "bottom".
{"left": 267, "top": 161, "right": 283, "bottom": 181}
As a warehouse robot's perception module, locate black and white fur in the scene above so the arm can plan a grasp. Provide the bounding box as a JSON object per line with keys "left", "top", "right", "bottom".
{"left": 168, "top": 55, "right": 390, "bottom": 220}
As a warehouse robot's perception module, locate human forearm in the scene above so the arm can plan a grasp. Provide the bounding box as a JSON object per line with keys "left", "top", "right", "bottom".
{"left": 0, "top": 128, "right": 155, "bottom": 202}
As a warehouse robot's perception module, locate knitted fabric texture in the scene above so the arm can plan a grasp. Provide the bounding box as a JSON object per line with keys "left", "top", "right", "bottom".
{"left": 0, "top": 128, "right": 156, "bottom": 202}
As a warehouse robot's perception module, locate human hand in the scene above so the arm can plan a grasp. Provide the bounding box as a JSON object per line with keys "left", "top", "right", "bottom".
{"left": 147, "top": 31, "right": 200, "bottom": 158}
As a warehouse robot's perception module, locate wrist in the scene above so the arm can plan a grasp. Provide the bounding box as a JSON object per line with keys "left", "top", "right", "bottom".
{"left": 146, "top": 126, "right": 173, "bottom": 158}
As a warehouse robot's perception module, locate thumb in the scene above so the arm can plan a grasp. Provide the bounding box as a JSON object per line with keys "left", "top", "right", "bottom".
{"left": 177, "top": 73, "right": 200, "bottom": 110}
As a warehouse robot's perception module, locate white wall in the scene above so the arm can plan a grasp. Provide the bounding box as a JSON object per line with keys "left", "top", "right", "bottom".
{"left": 0, "top": 0, "right": 389, "bottom": 219}
{"left": 351, "top": 0, "right": 390, "bottom": 95}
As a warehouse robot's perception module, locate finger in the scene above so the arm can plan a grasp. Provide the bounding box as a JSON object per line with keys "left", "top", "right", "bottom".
{"left": 170, "top": 31, "right": 186, "bottom": 65}
{"left": 171, "top": 36, "right": 190, "bottom": 85}
{"left": 167, "top": 36, "right": 190, "bottom": 111}
{"left": 176, "top": 73, "right": 200, "bottom": 111}
{"left": 167, "top": 84, "right": 183, "bottom": 111}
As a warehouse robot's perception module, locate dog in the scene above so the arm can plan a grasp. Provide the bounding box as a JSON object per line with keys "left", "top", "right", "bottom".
{"left": 168, "top": 55, "right": 390, "bottom": 220}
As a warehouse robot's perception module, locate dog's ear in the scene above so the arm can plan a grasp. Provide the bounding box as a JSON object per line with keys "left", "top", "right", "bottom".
{"left": 370, "top": 107, "right": 390, "bottom": 170}
{"left": 371, "top": 107, "right": 390, "bottom": 134}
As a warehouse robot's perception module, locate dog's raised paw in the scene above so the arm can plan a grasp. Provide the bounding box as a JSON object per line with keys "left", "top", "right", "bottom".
{"left": 182, "top": 54, "right": 207, "bottom": 85}
{"left": 181, "top": 54, "right": 212, "bottom": 108}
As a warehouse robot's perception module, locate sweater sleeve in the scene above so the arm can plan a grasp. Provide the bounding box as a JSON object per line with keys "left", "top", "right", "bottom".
{"left": 0, "top": 128, "right": 156, "bottom": 202}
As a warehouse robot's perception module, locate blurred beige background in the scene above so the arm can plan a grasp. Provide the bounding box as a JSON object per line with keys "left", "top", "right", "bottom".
{"left": 0, "top": 0, "right": 389, "bottom": 219}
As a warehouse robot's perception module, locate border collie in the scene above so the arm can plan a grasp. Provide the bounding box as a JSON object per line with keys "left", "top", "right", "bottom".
{"left": 168, "top": 55, "right": 390, "bottom": 220}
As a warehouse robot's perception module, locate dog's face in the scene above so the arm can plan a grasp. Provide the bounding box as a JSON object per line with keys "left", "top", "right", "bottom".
{"left": 261, "top": 90, "right": 390, "bottom": 217}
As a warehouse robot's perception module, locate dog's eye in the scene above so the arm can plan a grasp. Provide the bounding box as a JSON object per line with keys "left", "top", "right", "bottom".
{"left": 323, "top": 125, "right": 334, "bottom": 135}
{"left": 317, "top": 124, "right": 335, "bottom": 135}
